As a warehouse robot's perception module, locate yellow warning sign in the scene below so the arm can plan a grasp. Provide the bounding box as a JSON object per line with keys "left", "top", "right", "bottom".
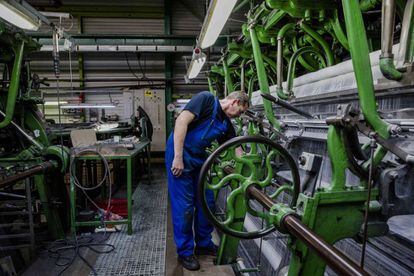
{"left": 145, "top": 90, "right": 153, "bottom": 97}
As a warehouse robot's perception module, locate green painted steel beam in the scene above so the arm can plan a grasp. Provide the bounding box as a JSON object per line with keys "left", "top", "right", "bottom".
{"left": 249, "top": 26, "right": 281, "bottom": 130}
{"left": 165, "top": 0, "right": 173, "bottom": 138}
{"left": 0, "top": 41, "right": 24, "bottom": 129}
{"left": 342, "top": 0, "right": 390, "bottom": 138}
{"left": 32, "top": 5, "right": 164, "bottom": 18}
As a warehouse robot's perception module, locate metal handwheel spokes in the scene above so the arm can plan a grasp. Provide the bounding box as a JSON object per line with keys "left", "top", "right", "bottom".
{"left": 198, "top": 135, "right": 300, "bottom": 239}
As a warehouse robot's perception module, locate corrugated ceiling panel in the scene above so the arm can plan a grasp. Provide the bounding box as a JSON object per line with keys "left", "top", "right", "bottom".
{"left": 27, "top": 0, "right": 163, "bottom": 8}
{"left": 62, "top": 0, "right": 163, "bottom": 7}
{"left": 82, "top": 18, "right": 164, "bottom": 35}
{"left": 29, "top": 52, "right": 81, "bottom": 90}
{"left": 172, "top": 0, "right": 247, "bottom": 37}
{"left": 172, "top": 1, "right": 203, "bottom": 35}
{"left": 82, "top": 52, "right": 165, "bottom": 88}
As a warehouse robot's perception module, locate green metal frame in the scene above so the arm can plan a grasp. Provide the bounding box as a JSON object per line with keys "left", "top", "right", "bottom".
{"left": 69, "top": 140, "right": 150, "bottom": 235}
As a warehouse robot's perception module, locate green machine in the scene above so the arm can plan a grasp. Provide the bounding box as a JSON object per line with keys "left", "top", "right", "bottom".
{"left": 0, "top": 23, "right": 70, "bottom": 243}
{"left": 199, "top": 0, "right": 414, "bottom": 275}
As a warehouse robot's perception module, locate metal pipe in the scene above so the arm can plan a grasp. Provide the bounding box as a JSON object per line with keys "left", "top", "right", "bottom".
{"left": 0, "top": 110, "right": 44, "bottom": 150}
{"left": 260, "top": 93, "right": 314, "bottom": 119}
{"left": 236, "top": 258, "right": 251, "bottom": 276}
{"left": 276, "top": 23, "right": 296, "bottom": 100}
{"left": 397, "top": 0, "right": 414, "bottom": 66}
{"left": 0, "top": 161, "right": 56, "bottom": 189}
{"left": 380, "top": 0, "right": 403, "bottom": 80}
{"left": 282, "top": 215, "right": 369, "bottom": 276}
{"left": 246, "top": 186, "right": 369, "bottom": 276}
{"left": 0, "top": 41, "right": 25, "bottom": 129}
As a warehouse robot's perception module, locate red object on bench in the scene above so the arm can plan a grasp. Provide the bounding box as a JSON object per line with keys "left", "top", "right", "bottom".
{"left": 96, "top": 198, "right": 128, "bottom": 217}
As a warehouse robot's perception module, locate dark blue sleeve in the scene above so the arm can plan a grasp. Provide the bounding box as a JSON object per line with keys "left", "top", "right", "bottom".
{"left": 183, "top": 91, "right": 215, "bottom": 122}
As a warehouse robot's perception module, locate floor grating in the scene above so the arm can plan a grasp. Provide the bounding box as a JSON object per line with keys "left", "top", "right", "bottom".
{"left": 91, "top": 173, "right": 167, "bottom": 276}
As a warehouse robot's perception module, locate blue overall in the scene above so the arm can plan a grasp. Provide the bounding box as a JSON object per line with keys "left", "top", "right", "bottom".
{"left": 165, "top": 97, "right": 229, "bottom": 257}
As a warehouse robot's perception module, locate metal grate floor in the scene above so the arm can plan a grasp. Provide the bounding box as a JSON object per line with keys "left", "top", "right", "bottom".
{"left": 91, "top": 171, "right": 167, "bottom": 276}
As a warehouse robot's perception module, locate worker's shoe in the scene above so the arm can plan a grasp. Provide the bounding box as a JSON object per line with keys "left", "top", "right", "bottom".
{"left": 178, "top": 255, "right": 200, "bottom": 271}
{"left": 194, "top": 245, "right": 218, "bottom": 256}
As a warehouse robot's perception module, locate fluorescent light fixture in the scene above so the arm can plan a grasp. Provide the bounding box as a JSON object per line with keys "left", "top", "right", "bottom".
{"left": 176, "top": 99, "right": 191, "bottom": 104}
{"left": 60, "top": 103, "right": 116, "bottom": 109}
{"left": 187, "top": 48, "right": 207, "bottom": 79}
{"left": 43, "top": 101, "right": 68, "bottom": 106}
{"left": 0, "top": 0, "right": 42, "bottom": 30}
{"left": 199, "top": 0, "right": 238, "bottom": 49}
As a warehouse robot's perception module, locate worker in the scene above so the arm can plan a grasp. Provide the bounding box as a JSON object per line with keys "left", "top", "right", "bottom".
{"left": 165, "top": 91, "right": 249, "bottom": 270}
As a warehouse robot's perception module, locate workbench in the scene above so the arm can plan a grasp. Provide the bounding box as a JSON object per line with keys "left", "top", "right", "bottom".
{"left": 70, "top": 138, "right": 151, "bottom": 235}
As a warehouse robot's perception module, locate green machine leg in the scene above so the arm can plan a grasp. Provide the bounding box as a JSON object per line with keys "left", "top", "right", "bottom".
{"left": 216, "top": 162, "right": 250, "bottom": 264}
{"left": 34, "top": 174, "right": 65, "bottom": 239}
{"left": 285, "top": 122, "right": 382, "bottom": 274}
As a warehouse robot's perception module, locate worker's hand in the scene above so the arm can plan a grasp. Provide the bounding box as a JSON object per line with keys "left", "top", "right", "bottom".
{"left": 171, "top": 157, "right": 184, "bottom": 177}
{"left": 235, "top": 146, "right": 244, "bottom": 157}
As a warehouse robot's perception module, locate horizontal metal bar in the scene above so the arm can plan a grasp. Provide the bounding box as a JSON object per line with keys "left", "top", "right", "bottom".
{"left": 0, "top": 233, "right": 31, "bottom": 239}
{"left": 75, "top": 220, "right": 128, "bottom": 227}
{"left": 0, "top": 223, "right": 29, "bottom": 228}
{"left": 0, "top": 211, "right": 29, "bottom": 216}
{"left": 0, "top": 244, "right": 33, "bottom": 250}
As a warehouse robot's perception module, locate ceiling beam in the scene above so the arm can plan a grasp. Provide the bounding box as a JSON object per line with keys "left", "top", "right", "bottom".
{"left": 29, "top": 34, "right": 226, "bottom": 53}
{"left": 31, "top": 5, "right": 164, "bottom": 19}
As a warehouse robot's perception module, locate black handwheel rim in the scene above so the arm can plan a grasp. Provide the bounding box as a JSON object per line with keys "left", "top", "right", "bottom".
{"left": 198, "top": 135, "right": 300, "bottom": 239}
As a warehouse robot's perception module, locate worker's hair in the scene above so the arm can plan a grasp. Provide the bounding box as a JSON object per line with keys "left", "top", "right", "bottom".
{"left": 225, "top": 91, "right": 249, "bottom": 107}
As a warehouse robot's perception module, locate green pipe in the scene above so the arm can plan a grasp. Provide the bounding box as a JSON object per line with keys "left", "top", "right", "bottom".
{"left": 327, "top": 126, "right": 347, "bottom": 191}
{"left": 330, "top": 10, "right": 350, "bottom": 50}
{"left": 300, "top": 23, "right": 334, "bottom": 66}
{"left": 286, "top": 46, "right": 326, "bottom": 96}
{"left": 0, "top": 41, "right": 24, "bottom": 129}
{"left": 207, "top": 75, "right": 216, "bottom": 96}
{"left": 277, "top": 23, "right": 297, "bottom": 40}
{"left": 342, "top": 0, "right": 390, "bottom": 138}
{"left": 232, "top": 0, "right": 250, "bottom": 14}
{"left": 262, "top": 55, "right": 278, "bottom": 75}
{"left": 222, "top": 60, "right": 234, "bottom": 95}
{"left": 292, "top": 36, "right": 318, "bottom": 72}
{"left": 379, "top": 57, "right": 403, "bottom": 80}
{"left": 264, "top": 10, "right": 287, "bottom": 31}
{"left": 360, "top": 0, "right": 381, "bottom": 11}
{"left": 247, "top": 75, "right": 257, "bottom": 102}
{"left": 250, "top": 27, "right": 281, "bottom": 130}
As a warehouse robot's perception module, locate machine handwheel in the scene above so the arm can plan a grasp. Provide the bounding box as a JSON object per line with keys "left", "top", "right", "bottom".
{"left": 198, "top": 135, "right": 300, "bottom": 239}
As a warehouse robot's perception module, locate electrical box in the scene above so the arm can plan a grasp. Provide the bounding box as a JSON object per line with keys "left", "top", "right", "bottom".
{"left": 123, "top": 90, "right": 166, "bottom": 151}
{"left": 298, "top": 152, "right": 322, "bottom": 173}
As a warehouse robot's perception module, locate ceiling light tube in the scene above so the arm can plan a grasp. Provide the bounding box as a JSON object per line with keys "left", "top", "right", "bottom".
{"left": 60, "top": 103, "right": 116, "bottom": 109}
{"left": 176, "top": 99, "right": 191, "bottom": 104}
{"left": 43, "top": 101, "right": 68, "bottom": 106}
{"left": 0, "top": 0, "right": 42, "bottom": 30}
{"left": 187, "top": 48, "right": 207, "bottom": 79}
{"left": 199, "top": 0, "right": 238, "bottom": 49}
